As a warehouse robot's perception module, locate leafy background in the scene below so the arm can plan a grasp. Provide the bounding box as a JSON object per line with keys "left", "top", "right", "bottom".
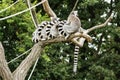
{"left": 0, "top": 0, "right": 120, "bottom": 80}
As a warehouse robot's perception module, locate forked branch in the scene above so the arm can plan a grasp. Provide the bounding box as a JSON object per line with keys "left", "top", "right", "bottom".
{"left": 13, "top": 43, "right": 44, "bottom": 80}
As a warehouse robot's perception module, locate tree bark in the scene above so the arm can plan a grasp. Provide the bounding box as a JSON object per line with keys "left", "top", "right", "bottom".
{"left": 0, "top": 42, "right": 13, "bottom": 80}
{"left": 13, "top": 42, "right": 44, "bottom": 80}
{"left": 42, "top": 0, "right": 57, "bottom": 18}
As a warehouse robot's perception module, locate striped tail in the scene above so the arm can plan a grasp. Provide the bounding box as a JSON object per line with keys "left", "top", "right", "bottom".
{"left": 46, "top": 24, "right": 51, "bottom": 39}
{"left": 73, "top": 45, "right": 80, "bottom": 74}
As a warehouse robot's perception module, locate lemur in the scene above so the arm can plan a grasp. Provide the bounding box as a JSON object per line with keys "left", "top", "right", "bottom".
{"left": 57, "top": 11, "right": 84, "bottom": 74}
{"left": 32, "top": 11, "right": 83, "bottom": 74}
{"left": 57, "top": 11, "right": 82, "bottom": 39}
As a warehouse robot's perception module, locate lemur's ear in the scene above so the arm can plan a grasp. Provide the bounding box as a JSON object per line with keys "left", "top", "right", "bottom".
{"left": 73, "top": 11, "right": 78, "bottom": 16}
{"left": 70, "top": 10, "right": 78, "bottom": 16}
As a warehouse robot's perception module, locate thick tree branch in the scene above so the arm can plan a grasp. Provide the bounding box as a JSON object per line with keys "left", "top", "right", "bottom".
{"left": 42, "top": 0, "right": 57, "bottom": 18}
{"left": 0, "top": 42, "right": 13, "bottom": 80}
{"left": 13, "top": 42, "right": 44, "bottom": 80}
{"left": 42, "top": 32, "right": 92, "bottom": 46}
{"left": 11, "top": 0, "right": 57, "bottom": 79}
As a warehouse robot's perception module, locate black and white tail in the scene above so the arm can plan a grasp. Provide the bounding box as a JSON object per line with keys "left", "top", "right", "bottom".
{"left": 73, "top": 45, "right": 80, "bottom": 74}
{"left": 46, "top": 19, "right": 60, "bottom": 39}
{"left": 57, "top": 20, "right": 69, "bottom": 38}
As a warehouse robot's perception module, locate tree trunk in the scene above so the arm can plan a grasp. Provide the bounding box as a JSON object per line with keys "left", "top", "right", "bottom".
{"left": 13, "top": 42, "right": 44, "bottom": 80}
{"left": 0, "top": 42, "right": 13, "bottom": 80}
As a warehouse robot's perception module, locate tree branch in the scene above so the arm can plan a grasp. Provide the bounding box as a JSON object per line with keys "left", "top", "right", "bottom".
{"left": 87, "top": 13, "right": 114, "bottom": 33}
{"left": 0, "top": 42, "right": 13, "bottom": 80}
{"left": 11, "top": 32, "right": 91, "bottom": 80}
{"left": 11, "top": 0, "right": 57, "bottom": 79}
{"left": 42, "top": 0, "right": 57, "bottom": 18}
{"left": 73, "top": 13, "right": 114, "bottom": 47}
{"left": 26, "top": 0, "right": 39, "bottom": 28}
{"left": 69, "top": 32, "right": 92, "bottom": 42}
{"left": 13, "top": 42, "right": 44, "bottom": 80}
{"left": 41, "top": 32, "right": 92, "bottom": 46}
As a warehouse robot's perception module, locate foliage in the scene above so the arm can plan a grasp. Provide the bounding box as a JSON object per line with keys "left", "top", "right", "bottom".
{"left": 0, "top": 0, "right": 120, "bottom": 80}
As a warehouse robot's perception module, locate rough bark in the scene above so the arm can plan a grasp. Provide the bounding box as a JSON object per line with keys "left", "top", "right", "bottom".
{"left": 42, "top": 0, "right": 57, "bottom": 18}
{"left": 13, "top": 42, "right": 44, "bottom": 80}
{"left": 0, "top": 42, "right": 13, "bottom": 80}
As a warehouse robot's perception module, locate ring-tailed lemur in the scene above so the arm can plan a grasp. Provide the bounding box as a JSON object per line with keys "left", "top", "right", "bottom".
{"left": 57, "top": 11, "right": 83, "bottom": 74}
{"left": 57, "top": 11, "right": 82, "bottom": 40}
{"left": 32, "top": 11, "right": 83, "bottom": 74}
{"left": 63, "top": 11, "right": 83, "bottom": 74}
